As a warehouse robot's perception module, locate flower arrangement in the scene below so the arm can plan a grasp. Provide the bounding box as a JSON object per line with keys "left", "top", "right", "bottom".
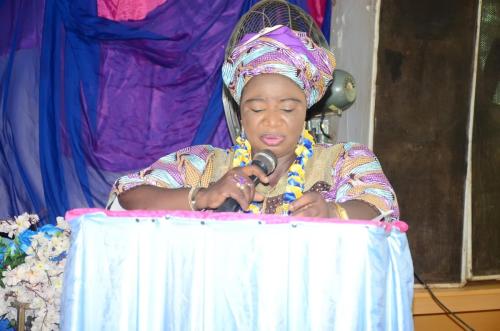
{"left": 0, "top": 214, "right": 70, "bottom": 331}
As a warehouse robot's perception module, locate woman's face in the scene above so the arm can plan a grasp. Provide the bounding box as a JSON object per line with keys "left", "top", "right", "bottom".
{"left": 240, "top": 74, "right": 307, "bottom": 160}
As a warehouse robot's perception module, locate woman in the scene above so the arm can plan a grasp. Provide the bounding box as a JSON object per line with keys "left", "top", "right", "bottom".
{"left": 107, "top": 25, "right": 399, "bottom": 221}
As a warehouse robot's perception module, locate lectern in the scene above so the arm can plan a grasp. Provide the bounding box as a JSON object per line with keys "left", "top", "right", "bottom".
{"left": 61, "top": 209, "right": 414, "bottom": 331}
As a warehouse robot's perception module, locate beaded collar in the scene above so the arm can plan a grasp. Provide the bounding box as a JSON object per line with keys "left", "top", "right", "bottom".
{"left": 231, "top": 128, "right": 315, "bottom": 215}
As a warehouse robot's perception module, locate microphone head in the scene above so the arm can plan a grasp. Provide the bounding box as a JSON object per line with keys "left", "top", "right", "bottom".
{"left": 252, "top": 149, "right": 278, "bottom": 175}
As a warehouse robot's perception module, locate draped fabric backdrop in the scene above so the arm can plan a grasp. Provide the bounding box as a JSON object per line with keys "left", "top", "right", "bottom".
{"left": 0, "top": 0, "right": 331, "bottom": 223}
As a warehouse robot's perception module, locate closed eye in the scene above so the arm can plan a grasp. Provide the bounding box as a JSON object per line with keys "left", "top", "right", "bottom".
{"left": 281, "top": 108, "right": 294, "bottom": 113}
{"left": 250, "top": 108, "right": 264, "bottom": 113}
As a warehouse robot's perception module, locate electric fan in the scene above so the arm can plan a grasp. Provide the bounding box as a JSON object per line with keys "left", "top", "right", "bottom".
{"left": 222, "top": 0, "right": 356, "bottom": 143}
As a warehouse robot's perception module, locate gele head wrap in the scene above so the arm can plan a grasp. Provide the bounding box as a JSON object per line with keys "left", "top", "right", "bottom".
{"left": 222, "top": 25, "right": 336, "bottom": 108}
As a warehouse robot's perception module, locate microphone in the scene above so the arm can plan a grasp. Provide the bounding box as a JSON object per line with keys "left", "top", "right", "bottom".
{"left": 216, "top": 149, "right": 277, "bottom": 212}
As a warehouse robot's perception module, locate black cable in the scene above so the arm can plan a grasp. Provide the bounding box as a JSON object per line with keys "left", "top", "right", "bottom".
{"left": 414, "top": 272, "right": 475, "bottom": 331}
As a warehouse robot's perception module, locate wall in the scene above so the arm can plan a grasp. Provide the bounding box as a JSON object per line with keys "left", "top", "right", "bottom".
{"left": 330, "top": 0, "right": 379, "bottom": 146}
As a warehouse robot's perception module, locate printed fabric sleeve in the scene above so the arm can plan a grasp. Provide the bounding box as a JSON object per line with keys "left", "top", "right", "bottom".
{"left": 324, "top": 142, "right": 400, "bottom": 221}
{"left": 106, "top": 145, "right": 216, "bottom": 208}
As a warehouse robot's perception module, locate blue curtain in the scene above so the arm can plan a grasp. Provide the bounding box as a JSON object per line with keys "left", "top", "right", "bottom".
{"left": 0, "top": 0, "right": 329, "bottom": 223}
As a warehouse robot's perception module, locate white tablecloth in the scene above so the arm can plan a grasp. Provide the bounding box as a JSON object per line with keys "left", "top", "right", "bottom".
{"left": 61, "top": 209, "right": 414, "bottom": 331}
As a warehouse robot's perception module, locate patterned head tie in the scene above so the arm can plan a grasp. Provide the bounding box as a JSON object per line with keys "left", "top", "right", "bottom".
{"left": 222, "top": 25, "right": 336, "bottom": 108}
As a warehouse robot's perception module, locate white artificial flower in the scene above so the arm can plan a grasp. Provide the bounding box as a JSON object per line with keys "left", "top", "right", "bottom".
{"left": 56, "top": 217, "right": 70, "bottom": 231}
{"left": 0, "top": 220, "right": 18, "bottom": 238}
{"left": 1, "top": 215, "right": 71, "bottom": 330}
{"left": 0, "top": 213, "right": 39, "bottom": 237}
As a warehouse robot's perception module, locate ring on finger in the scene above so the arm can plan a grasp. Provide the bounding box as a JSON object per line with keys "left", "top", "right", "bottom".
{"left": 233, "top": 174, "right": 248, "bottom": 187}
{"left": 236, "top": 182, "right": 246, "bottom": 191}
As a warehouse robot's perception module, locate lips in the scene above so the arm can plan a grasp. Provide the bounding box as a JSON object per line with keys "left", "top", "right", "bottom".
{"left": 260, "top": 134, "right": 285, "bottom": 146}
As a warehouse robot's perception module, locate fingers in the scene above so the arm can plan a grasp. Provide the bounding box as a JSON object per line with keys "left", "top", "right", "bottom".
{"left": 215, "top": 171, "right": 259, "bottom": 210}
{"left": 197, "top": 175, "right": 248, "bottom": 210}
{"left": 254, "top": 192, "right": 265, "bottom": 202}
{"left": 201, "top": 165, "right": 269, "bottom": 211}
{"left": 289, "top": 192, "right": 319, "bottom": 212}
{"left": 229, "top": 173, "right": 254, "bottom": 209}
{"left": 291, "top": 204, "right": 316, "bottom": 217}
{"left": 240, "top": 165, "right": 269, "bottom": 184}
{"left": 290, "top": 192, "right": 330, "bottom": 218}
{"left": 227, "top": 167, "right": 267, "bottom": 206}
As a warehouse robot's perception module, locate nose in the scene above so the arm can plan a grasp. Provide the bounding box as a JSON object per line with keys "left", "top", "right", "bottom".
{"left": 262, "top": 108, "right": 284, "bottom": 128}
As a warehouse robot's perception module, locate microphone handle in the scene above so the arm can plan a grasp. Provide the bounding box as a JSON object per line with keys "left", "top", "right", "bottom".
{"left": 216, "top": 197, "right": 241, "bottom": 212}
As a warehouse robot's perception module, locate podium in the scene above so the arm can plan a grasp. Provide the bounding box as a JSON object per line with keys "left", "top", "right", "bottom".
{"left": 61, "top": 209, "right": 414, "bottom": 331}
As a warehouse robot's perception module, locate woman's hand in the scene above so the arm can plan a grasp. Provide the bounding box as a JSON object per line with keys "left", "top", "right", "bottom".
{"left": 195, "top": 165, "right": 269, "bottom": 211}
{"left": 290, "top": 193, "right": 382, "bottom": 220}
{"left": 289, "top": 192, "right": 334, "bottom": 218}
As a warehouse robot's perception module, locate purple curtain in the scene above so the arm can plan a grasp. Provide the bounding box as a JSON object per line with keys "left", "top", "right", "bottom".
{"left": 0, "top": 0, "right": 330, "bottom": 223}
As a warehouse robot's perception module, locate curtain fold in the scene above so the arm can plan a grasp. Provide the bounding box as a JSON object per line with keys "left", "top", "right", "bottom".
{"left": 0, "top": 0, "right": 331, "bottom": 223}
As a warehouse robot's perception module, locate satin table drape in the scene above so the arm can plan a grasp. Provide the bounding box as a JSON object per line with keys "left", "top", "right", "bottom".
{"left": 61, "top": 209, "right": 414, "bottom": 331}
